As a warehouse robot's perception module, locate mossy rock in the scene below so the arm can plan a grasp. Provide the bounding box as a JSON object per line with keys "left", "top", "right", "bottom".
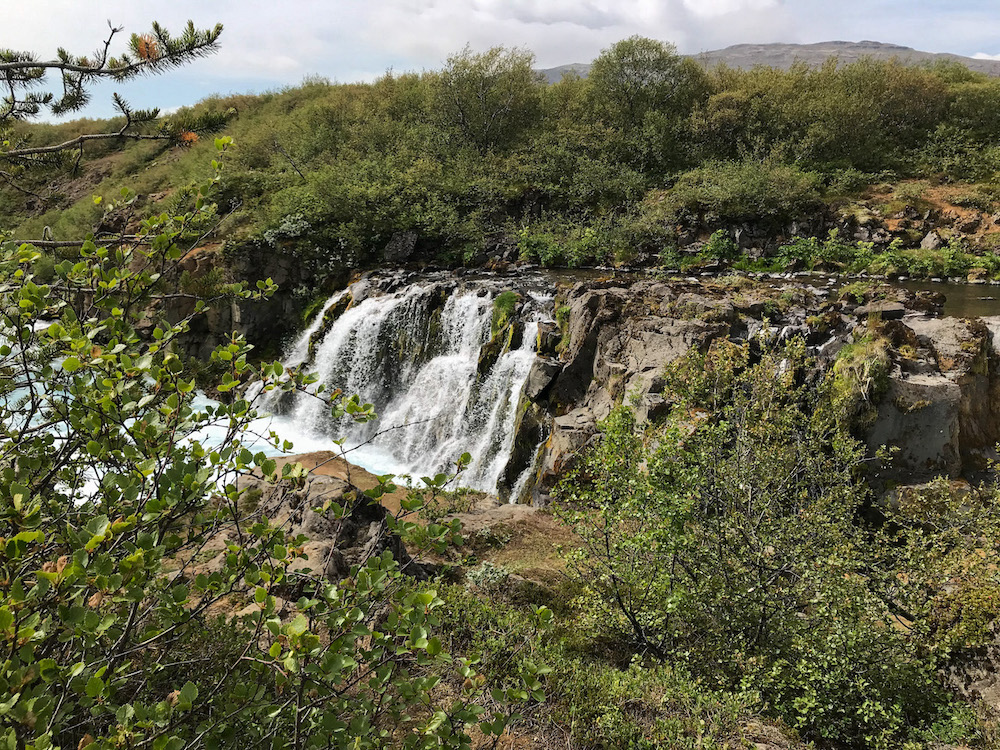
{"left": 491, "top": 290, "right": 520, "bottom": 338}
{"left": 477, "top": 320, "right": 523, "bottom": 378}
{"left": 305, "top": 291, "right": 351, "bottom": 361}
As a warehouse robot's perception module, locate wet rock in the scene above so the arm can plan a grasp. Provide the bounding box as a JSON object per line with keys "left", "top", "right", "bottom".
{"left": 502, "top": 397, "right": 549, "bottom": 503}
{"left": 535, "top": 320, "right": 561, "bottom": 357}
{"left": 533, "top": 406, "right": 598, "bottom": 504}
{"left": 524, "top": 357, "right": 562, "bottom": 402}
{"left": 909, "top": 290, "right": 946, "bottom": 315}
{"left": 477, "top": 322, "right": 522, "bottom": 377}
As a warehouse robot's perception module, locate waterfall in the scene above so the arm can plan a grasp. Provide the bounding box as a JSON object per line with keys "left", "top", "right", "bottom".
{"left": 269, "top": 277, "right": 551, "bottom": 495}
{"left": 283, "top": 290, "right": 349, "bottom": 369}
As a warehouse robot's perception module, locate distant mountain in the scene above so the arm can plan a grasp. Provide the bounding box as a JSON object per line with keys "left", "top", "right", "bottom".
{"left": 691, "top": 41, "right": 1000, "bottom": 75}
{"left": 537, "top": 63, "right": 592, "bottom": 84}
{"left": 538, "top": 41, "right": 1000, "bottom": 83}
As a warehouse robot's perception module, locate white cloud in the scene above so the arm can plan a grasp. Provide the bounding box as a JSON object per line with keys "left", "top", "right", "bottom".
{"left": 358, "top": 0, "right": 793, "bottom": 67}
{"left": 973, "top": 52, "right": 1000, "bottom": 60}
{"left": 681, "top": 0, "right": 781, "bottom": 20}
{"left": 4, "top": 0, "right": 998, "bottom": 118}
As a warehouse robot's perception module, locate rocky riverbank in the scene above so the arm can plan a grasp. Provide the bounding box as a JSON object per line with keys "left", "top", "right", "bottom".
{"left": 513, "top": 273, "right": 1000, "bottom": 503}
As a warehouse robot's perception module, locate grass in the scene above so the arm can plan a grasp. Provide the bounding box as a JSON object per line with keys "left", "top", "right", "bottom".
{"left": 829, "top": 333, "right": 892, "bottom": 427}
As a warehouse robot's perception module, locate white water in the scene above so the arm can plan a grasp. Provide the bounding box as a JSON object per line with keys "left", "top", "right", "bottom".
{"left": 283, "top": 290, "right": 349, "bottom": 369}
{"left": 261, "top": 281, "right": 550, "bottom": 494}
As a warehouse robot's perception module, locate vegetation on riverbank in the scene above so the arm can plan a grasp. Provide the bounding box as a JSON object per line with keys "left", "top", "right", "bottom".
{"left": 418, "top": 336, "right": 1000, "bottom": 748}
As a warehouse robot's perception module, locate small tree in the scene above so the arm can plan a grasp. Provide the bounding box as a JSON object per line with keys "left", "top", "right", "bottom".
{"left": 0, "top": 21, "right": 227, "bottom": 201}
{"left": 587, "top": 36, "right": 706, "bottom": 128}
{"left": 586, "top": 36, "right": 707, "bottom": 175}
{"left": 435, "top": 46, "right": 542, "bottom": 153}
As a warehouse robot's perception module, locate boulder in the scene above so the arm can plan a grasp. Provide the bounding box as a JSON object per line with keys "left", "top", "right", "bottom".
{"left": 920, "top": 231, "right": 945, "bottom": 250}
{"left": 853, "top": 301, "right": 906, "bottom": 320}
{"left": 868, "top": 373, "right": 963, "bottom": 477}
{"left": 523, "top": 357, "right": 562, "bottom": 402}
{"left": 382, "top": 231, "right": 418, "bottom": 263}
{"left": 235, "top": 473, "right": 428, "bottom": 581}
{"left": 869, "top": 317, "right": 1000, "bottom": 479}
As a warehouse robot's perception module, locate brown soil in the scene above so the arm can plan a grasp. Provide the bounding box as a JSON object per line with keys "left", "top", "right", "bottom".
{"left": 869, "top": 180, "right": 1000, "bottom": 246}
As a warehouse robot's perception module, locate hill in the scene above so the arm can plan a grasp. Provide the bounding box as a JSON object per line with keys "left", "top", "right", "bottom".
{"left": 693, "top": 40, "right": 1000, "bottom": 74}
{"left": 538, "top": 40, "right": 1000, "bottom": 82}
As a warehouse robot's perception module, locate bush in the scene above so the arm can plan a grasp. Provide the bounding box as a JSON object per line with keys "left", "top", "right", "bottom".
{"left": 557, "top": 338, "right": 997, "bottom": 747}
{"left": 646, "top": 160, "right": 822, "bottom": 229}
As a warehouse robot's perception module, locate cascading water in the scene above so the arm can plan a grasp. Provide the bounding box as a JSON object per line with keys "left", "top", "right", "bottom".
{"left": 283, "top": 289, "right": 349, "bottom": 369}
{"left": 267, "top": 276, "right": 553, "bottom": 496}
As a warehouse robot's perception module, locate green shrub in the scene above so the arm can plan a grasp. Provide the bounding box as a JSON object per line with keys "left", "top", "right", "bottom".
{"left": 557, "top": 338, "right": 995, "bottom": 748}
{"left": 647, "top": 160, "right": 823, "bottom": 229}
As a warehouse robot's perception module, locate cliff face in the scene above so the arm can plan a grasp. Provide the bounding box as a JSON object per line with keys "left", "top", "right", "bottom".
{"left": 511, "top": 274, "right": 1000, "bottom": 503}
{"left": 170, "top": 255, "right": 1000, "bottom": 504}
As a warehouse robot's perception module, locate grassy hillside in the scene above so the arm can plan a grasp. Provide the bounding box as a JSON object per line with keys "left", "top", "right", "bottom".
{"left": 6, "top": 40, "right": 1000, "bottom": 288}
{"left": 8, "top": 38, "right": 1000, "bottom": 749}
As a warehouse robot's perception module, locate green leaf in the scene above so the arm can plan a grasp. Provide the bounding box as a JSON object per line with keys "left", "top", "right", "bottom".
{"left": 38, "top": 659, "right": 58, "bottom": 682}
{"left": 179, "top": 681, "right": 198, "bottom": 708}
{"left": 85, "top": 675, "right": 103, "bottom": 698}
{"left": 286, "top": 614, "right": 308, "bottom": 637}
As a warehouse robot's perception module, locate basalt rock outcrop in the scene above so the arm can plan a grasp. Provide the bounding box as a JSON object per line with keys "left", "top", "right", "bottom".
{"left": 869, "top": 316, "right": 1000, "bottom": 478}
{"left": 242, "top": 472, "right": 428, "bottom": 580}
{"left": 228, "top": 266, "right": 1000, "bottom": 506}
{"left": 515, "top": 275, "right": 1000, "bottom": 503}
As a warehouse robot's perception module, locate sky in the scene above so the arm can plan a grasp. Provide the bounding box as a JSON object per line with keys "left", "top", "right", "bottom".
{"left": 7, "top": 1, "right": 1000, "bottom": 119}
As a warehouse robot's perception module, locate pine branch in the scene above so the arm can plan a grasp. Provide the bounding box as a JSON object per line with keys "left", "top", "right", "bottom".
{"left": 0, "top": 20, "right": 223, "bottom": 121}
